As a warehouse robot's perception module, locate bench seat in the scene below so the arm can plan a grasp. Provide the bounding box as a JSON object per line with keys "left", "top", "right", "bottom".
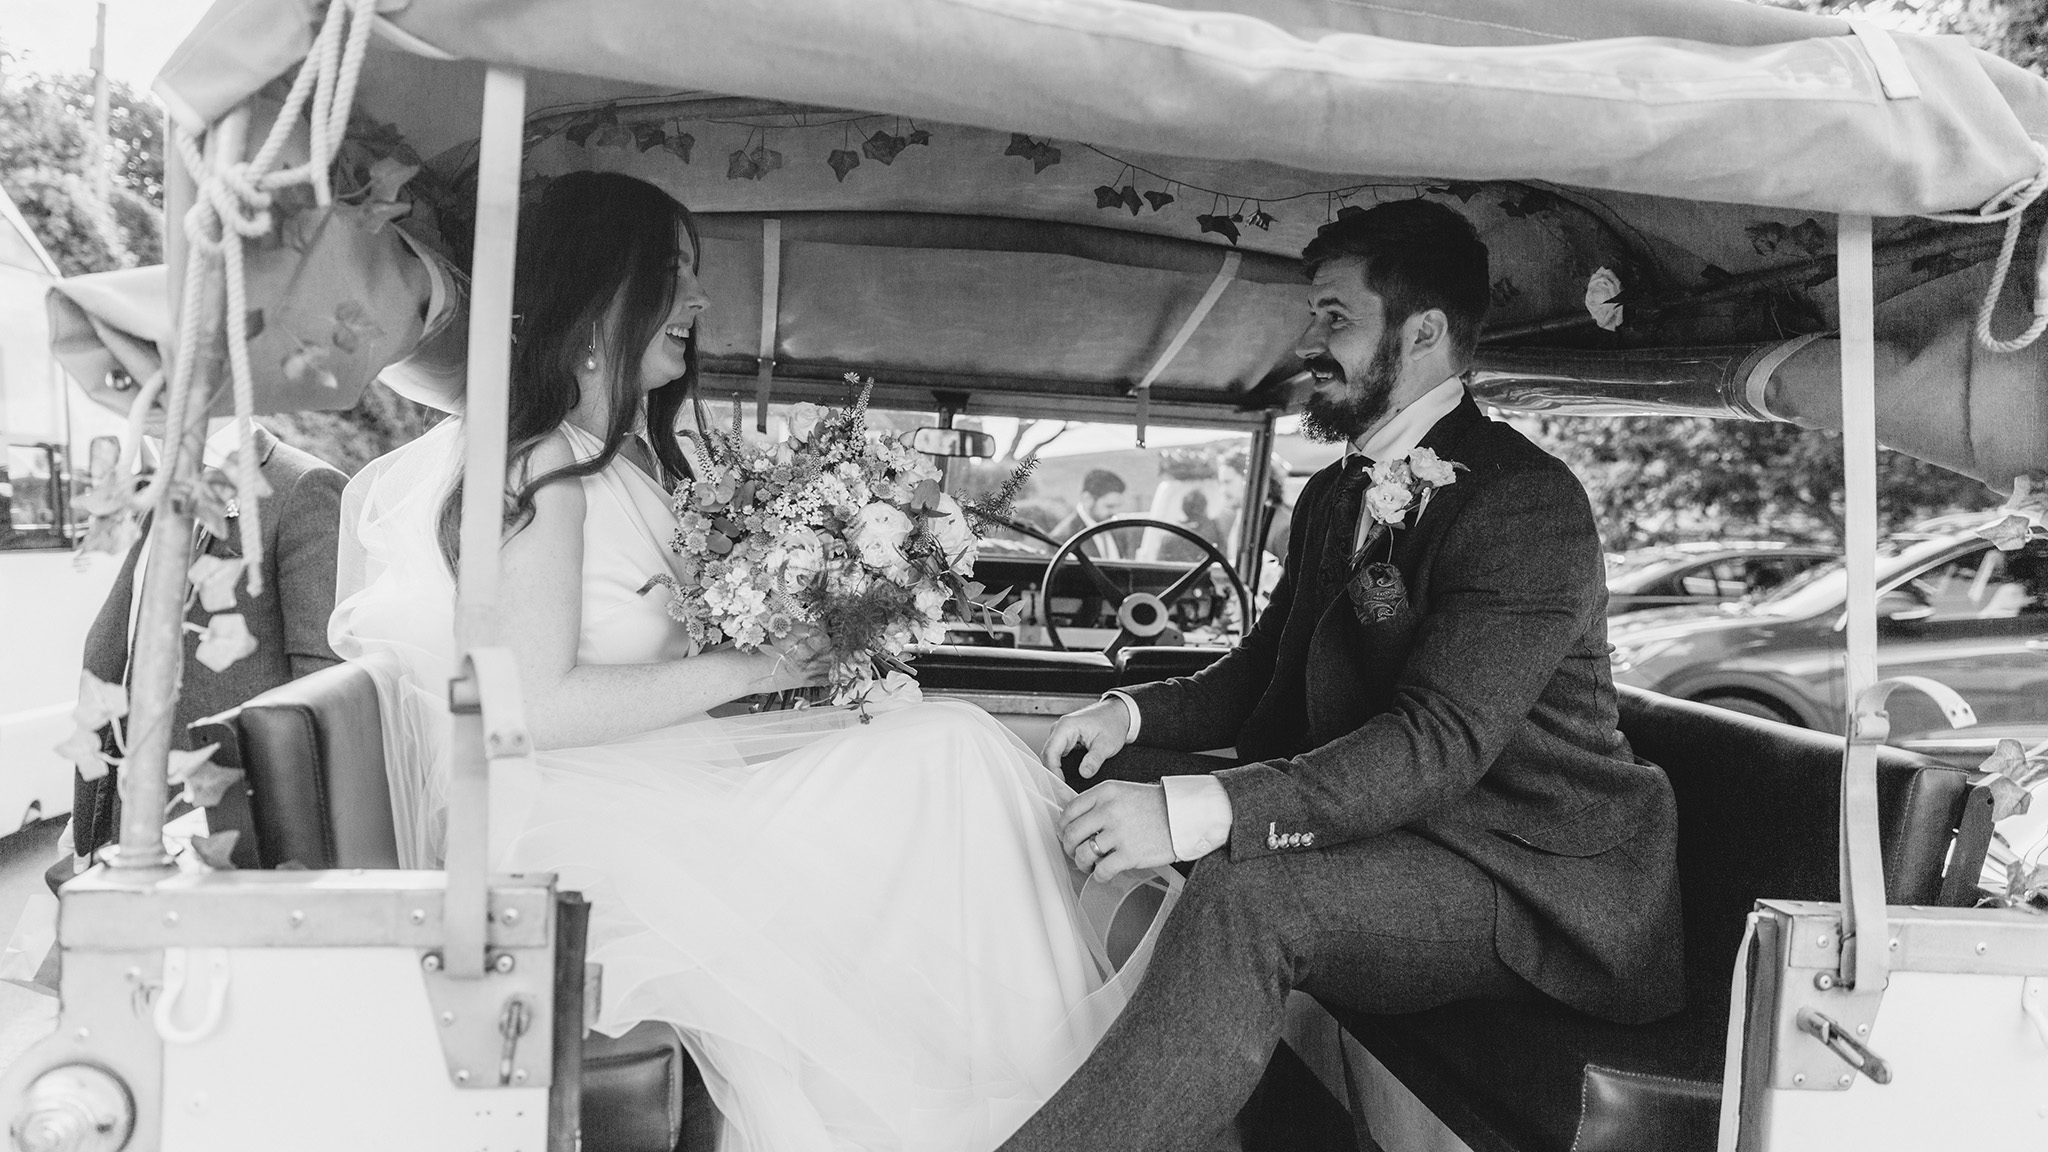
{"left": 1333, "top": 685, "right": 1994, "bottom": 1152}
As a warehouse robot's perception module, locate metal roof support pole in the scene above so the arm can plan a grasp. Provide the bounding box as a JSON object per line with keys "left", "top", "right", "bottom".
{"left": 1834, "top": 213, "right": 1889, "bottom": 999}
{"left": 109, "top": 108, "right": 247, "bottom": 872}
{"left": 1132, "top": 250, "right": 1240, "bottom": 446}
{"left": 755, "top": 217, "right": 781, "bottom": 432}
{"left": 445, "top": 65, "right": 528, "bottom": 981}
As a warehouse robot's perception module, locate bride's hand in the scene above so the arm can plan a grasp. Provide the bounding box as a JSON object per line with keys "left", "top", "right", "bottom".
{"left": 751, "top": 626, "right": 832, "bottom": 693}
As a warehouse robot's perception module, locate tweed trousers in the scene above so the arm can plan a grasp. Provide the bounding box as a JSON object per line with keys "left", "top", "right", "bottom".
{"left": 1011, "top": 747, "right": 1532, "bottom": 1152}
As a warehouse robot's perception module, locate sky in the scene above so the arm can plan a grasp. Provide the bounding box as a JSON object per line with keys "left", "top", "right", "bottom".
{"left": 0, "top": 0, "right": 216, "bottom": 89}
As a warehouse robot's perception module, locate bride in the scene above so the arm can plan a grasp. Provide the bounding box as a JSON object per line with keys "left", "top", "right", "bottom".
{"left": 328, "top": 171, "right": 1177, "bottom": 1151}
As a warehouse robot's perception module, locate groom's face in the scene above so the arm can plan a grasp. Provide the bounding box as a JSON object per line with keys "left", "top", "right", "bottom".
{"left": 1295, "top": 256, "right": 1403, "bottom": 445}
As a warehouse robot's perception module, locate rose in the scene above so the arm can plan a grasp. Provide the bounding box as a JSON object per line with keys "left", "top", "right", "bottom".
{"left": 1406, "top": 447, "right": 1458, "bottom": 488}
{"left": 914, "top": 584, "right": 952, "bottom": 644}
{"left": 1365, "top": 482, "right": 1413, "bottom": 526}
{"left": 851, "top": 502, "right": 914, "bottom": 574}
{"left": 787, "top": 402, "right": 825, "bottom": 442}
{"left": 1584, "top": 266, "right": 1623, "bottom": 331}
{"left": 928, "top": 494, "right": 979, "bottom": 575}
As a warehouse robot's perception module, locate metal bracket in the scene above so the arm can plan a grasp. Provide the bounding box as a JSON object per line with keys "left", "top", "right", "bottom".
{"left": 1848, "top": 676, "right": 1977, "bottom": 747}
{"left": 417, "top": 888, "right": 557, "bottom": 1091}
{"left": 446, "top": 647, "right": 533, "bottom": 981}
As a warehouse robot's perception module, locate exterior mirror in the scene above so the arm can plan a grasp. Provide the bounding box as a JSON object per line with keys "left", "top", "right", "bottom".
{"left": 87, "top": 436, "right": 121, "bottom": 489}
{"left": 913, "top": 427, "right": 996, "bottom": 459}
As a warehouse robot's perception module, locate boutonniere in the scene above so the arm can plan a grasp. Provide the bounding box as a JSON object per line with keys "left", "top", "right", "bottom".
{"left": 1364, "top": 448, "right": 1466, "bottom": 528}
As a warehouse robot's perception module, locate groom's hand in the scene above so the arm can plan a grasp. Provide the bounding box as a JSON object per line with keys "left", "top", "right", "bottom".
{"left": 1041, "top": 697, "right": 1132, "bottom": 778}
{"left": 1059, "top": 782, "right": 1174, "bottom": 882}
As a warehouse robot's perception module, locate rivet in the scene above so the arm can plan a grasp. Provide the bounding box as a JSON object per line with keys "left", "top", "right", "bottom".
{"left": 1888, "top": 938, "right": 1899, "bottom": 951}
{"left": 1856, "top": 1023, "right": 1869, "bottom": 1036}
{"left": 1838, "top": 1074, "right": 1852, "bottom": 1087}
{"left": 289, "top": 910, "right": 305, "bottom": 927}
{"left": 512, "top": 1069, "right": 528, "bottom": 1084}
{"left": 455, "top": 1069, "right": 470, "bottom": 1084}
{"left": 500, "top": 907, "right": 522, "bottom": 927}
{"left": 493, "top": 953, "right": 516, "bottom": 975}
{"left": 163, "top": 911, "right": 179, "bottom": 927}
{"left": 1793, "top": 1073, "right": 1806, "bottom": 1086}
{"left": 1812, "top": 972, "right": 1835, "bottom": 991}
{"left": 440, "top": 1011, "right": 455, "bottom": 1027}
{"left": 410, "top": 908, "right": 427, "bottom": 925}
{"left": 74, "top": 1027, "right": 90, "bottom": 1042}
{"left": 1976, "top": 942, "right": 1989, "bottom": 955}
{"left": 1816, "top": 935, "right": 1830, "bottom": 948}
{"left": 422, "top": 953, "right": 442, "bottom": 973}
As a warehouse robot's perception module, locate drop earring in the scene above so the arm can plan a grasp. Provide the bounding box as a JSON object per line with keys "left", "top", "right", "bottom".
{"left": 583, "top": 323, "right": 599, "bottom": 372}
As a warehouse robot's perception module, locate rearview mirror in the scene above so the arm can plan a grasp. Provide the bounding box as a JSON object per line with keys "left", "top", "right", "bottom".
{"left": 912, "top": 427, "right": 996, "bottom": 459}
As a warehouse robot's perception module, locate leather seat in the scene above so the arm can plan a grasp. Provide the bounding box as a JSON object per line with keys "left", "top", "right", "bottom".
{"left": 911, "top": 644, "right": 1118, "bottom": 693}
{"left": 1331, "top": 685, "right": 1995, "bottom": 1152}
{"left": 218, "top": 661, "right": 698, "bottom": 1152}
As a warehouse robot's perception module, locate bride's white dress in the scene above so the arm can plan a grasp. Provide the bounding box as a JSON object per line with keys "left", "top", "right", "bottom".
{"left": 329, "top": 419, "right": 1178, "bottom": 1151}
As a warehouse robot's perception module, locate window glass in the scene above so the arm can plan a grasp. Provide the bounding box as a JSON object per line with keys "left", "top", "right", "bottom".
{"left": 1907, "top": 547, "right": 2036, "bottom": 621}
{"left": 0, "top": 444, "right": 63, "bottom": 550}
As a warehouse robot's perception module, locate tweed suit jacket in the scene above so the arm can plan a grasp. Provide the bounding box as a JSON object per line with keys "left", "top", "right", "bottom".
{"left": 1122, "top": 395, "right": 1683, "bottom": 1023}
{"left": 72, "top": 427, "right": 347, "bottom": 858}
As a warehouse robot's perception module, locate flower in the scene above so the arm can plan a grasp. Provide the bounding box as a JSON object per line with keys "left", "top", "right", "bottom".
{"left": 1365, "top": 481, "right": 1414, "bottom": 526}
{"left": 781, "top": 527, "right": 828, "bottom": 590}
{"left": 928, "top": 494, "right": 978, "bottom": 575}
{"left": 852, "top": 502, "right": 914, "bottom": 574}
{"left": 1584, "top": 267, "right": 1624, "bottom": 331}
{"left": 1407, "top": 447, "right": 1458, "bottom": 488}
{"left": 787, "top": 403, "right": 824, "bottom": 442}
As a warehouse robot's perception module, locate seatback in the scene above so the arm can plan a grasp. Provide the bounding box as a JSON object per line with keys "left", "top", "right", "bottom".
{"left": 231, "top": 660, "right": 402, "bottom": 870}
{"left": 1614, "top": 685, "right": 1986, "bottom": 982}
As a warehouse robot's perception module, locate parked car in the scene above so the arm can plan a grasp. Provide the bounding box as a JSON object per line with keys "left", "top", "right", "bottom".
{"left": 1608, "top": 532, "right": 2048, "bottom": 746}
{"left": 1604, "top": 541, "right": 1836, "bottom": 616}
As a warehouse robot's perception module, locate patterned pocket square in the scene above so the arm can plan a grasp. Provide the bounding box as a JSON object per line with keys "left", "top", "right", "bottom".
{"left": 1348, "top": 561, "right": 1408, "bottom": 625}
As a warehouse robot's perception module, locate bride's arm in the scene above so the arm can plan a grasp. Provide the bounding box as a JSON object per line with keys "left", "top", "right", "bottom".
{"left": 500, "top": 436, "right": 810, "bottom": 750}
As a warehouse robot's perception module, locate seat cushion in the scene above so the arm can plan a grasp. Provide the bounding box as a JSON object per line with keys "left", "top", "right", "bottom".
{"left": 234, "top": 661, "right": 400, "bottom": 869}
{"left": 1336, "top": 687, "right": 1982, "bottom": 1152}
{"left": 583, "top": 1022, "right": 689, "bottom": 1152}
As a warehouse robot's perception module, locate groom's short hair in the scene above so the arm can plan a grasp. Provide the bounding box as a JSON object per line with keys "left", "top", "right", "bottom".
{"left": 1302, "top": 200, "right": 1490, "bottom": 362}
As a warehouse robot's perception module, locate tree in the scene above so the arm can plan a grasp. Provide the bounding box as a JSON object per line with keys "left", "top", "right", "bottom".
{"left": 1524, "top": 415, "right": 2000, "bottom": 549}
{"left": 1515, "top": 0, "right": 2041, "bottom": 552}
{"left": 0, "top": 47, "right": 162, "bottom": 273}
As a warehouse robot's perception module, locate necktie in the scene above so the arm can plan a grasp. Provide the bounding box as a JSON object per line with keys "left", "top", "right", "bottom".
{"left": 1319, "top": 455, "right": 1373, "bottom": 601}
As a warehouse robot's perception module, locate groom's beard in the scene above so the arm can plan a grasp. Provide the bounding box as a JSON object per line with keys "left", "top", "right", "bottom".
{"left": 1298, "top": 331, "right": 1401, "bottom": 444}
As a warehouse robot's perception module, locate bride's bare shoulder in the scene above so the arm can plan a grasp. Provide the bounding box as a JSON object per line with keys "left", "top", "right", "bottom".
{"left": 513, "top": 430, "right": 589, "bottom": 532}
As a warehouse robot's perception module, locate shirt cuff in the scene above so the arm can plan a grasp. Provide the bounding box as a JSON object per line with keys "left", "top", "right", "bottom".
{"left": 1161, "top": 774, "right": 1233, "bottom": 861}
{"left": 1101, "top": 690, "right": 1142, "bottom": 742}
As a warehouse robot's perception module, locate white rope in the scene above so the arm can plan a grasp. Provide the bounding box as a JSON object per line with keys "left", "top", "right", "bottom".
{"left": 1921, "top": 140, "right": 2048, "bottom": 354}
{"left": 162, "top": 0, "right": 379, "bottom": 596}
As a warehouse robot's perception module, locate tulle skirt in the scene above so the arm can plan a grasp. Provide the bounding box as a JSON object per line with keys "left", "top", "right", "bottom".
{"left": 489, "top": 698, "right": 1179, "bottom": 1152}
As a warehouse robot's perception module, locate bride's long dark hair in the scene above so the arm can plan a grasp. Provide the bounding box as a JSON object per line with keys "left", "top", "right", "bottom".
{"left": 438, "top": 171, "right": 703, "bottom": 571}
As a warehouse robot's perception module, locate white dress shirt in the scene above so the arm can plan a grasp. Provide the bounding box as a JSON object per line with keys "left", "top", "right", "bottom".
{"left": 1111, "top": 376, "right": 1469, "bottom": 860}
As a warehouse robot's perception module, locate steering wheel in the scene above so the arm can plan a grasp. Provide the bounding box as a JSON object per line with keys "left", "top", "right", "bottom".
{"left": 1039, "top": 518, "right": 1252, "bottom": 654}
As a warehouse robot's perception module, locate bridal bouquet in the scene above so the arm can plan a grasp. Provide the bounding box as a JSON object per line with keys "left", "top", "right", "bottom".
{"left": 649, "top": 375, "right": 1024, "bottom": 717}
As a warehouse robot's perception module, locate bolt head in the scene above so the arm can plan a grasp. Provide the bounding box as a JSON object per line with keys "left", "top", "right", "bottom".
{"left": 1856, "top": 1023, "right": 1869, "bottom": 1036}
{"left": 288, "top": 910, "right": 305, "bottom": 926}
{"left": 440, "top": 1011, "right": 454, "bottom": 1026}
{"left": 493, "top": 953, "right": 516, "bottom": 974}
{"left": 410, "top": 908, "right": 426, "bottom": 925}
{"left": 454, "top": 1069, "right": 469, "bottom": 1084}
{"left": 1813, "top": 972, "right": 1835, "bottom": 990}
{"left": 1977, "top": 942, "right": 1989, "bottom": 955}
{"left": 512, "top": 1069, "right": 528, "bottom": 1084}
{"left": 421, "top": 953, "right": 442, "bottom": 972}
{"left": 1793, "top": 1073, "right": 1806, "bottom": 1086}
{"left": 1839, "top": 1074, "right": 1853, "bottom": 1087}
{"left": 500, "top": 907, "right": 521, "bottom": 926}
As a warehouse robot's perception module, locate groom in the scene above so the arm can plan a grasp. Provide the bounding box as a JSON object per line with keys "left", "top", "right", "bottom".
{"left": 1002, "top": 201, "right": 1682, "bottom": 1149}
